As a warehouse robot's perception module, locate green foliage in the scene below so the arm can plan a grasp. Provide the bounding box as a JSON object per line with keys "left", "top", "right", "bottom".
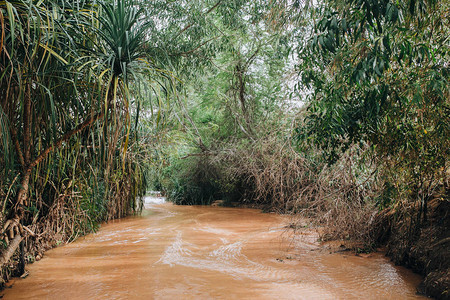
{"left": 163, "top": 156, "right": 221, "bottom": 205}
{"left": 3, "top": 0, "right": 444, "bottom": 275}
{"left": 295, "top": 0, "right": 449, "bottom": 209}
{"left": 139, "top": 0, "right": 298, "bottom": 205}
{"left": 96, "top": 0, "right": 151, "bottom": 78}
{"left": 0, "top": 0, "right": 164, "bottom": 273}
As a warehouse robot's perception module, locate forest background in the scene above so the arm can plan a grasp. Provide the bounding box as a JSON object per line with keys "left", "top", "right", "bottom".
{"left": 0, "top": 0, "right": 448, "bottom": 298}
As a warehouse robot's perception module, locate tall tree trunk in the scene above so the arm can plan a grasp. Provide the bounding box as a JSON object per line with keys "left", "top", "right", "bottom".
{"left": 235, "top": 61, "right": 254, "bottom": 137}
{"left": 15, "top": 170, "right": 31, "bottom": 213}
{"left": 23, "top": 81, "right": 32, "bottom": 167}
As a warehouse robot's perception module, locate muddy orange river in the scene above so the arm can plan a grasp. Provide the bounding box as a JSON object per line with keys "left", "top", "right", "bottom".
{"left": 4, "top": 198, "right": 425, "bottom": 299}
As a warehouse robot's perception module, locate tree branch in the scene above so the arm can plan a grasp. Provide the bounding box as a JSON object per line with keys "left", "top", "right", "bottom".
{"left": 173, "top": 36, "right": 220, "bottom": 56}
{"left": 0, "top": 234, "right": 22, "bottom": 266}
{"left": 27, "top": 111, "right": 104, "bottom": 172}
{"left": 173, "top": 0, "right": 222, "bottom": 40}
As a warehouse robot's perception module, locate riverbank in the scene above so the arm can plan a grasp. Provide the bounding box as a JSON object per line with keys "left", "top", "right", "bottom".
{"left": 382, "top": 199, "right": 450, "bottom": 300}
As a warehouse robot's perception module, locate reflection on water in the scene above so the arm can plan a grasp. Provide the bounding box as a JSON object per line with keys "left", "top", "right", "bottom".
{"left": 3, "top": 201, "right": 425, "bottom": 299}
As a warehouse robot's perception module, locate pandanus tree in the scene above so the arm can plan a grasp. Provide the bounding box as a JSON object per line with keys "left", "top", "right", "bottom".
{"left": 0, "top": 0, "right": 164, "bottom": 268}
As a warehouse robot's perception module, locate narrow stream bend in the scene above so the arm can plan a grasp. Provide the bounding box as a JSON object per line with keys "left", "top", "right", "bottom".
{"left": 3, "top": 198, "right": 425, "bottom": 299}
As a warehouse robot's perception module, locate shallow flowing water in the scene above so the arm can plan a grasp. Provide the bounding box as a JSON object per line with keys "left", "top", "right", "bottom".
{"left": 3, "top": 197, "right": 425, "bottom": 299}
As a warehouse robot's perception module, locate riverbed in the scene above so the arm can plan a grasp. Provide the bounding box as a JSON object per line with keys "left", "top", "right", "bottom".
{"left": 3, "top": 197, "right": 425, "bottom": 299}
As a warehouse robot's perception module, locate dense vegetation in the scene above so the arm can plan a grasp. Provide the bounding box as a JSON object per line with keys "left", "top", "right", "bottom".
{"left": 0, "top": 0, "right": 448, "bottom": 297}
{"left": 0, "top": 0, "right": 163, "bottom": 279}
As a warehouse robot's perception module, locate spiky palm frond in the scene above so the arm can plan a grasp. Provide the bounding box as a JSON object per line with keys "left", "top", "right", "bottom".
{"left": 97, "top": 0, "right": 151, "bottom": 78}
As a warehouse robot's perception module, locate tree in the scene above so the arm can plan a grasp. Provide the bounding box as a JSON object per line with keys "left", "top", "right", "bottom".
{"left": 0, "top": 0, "right": 166, "bottom": 269}
{"left": 140, "top": 1, "right": 297, "bottom": 204}
{"left": 295, "top": 0, "right": 449, "bottom": 215}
